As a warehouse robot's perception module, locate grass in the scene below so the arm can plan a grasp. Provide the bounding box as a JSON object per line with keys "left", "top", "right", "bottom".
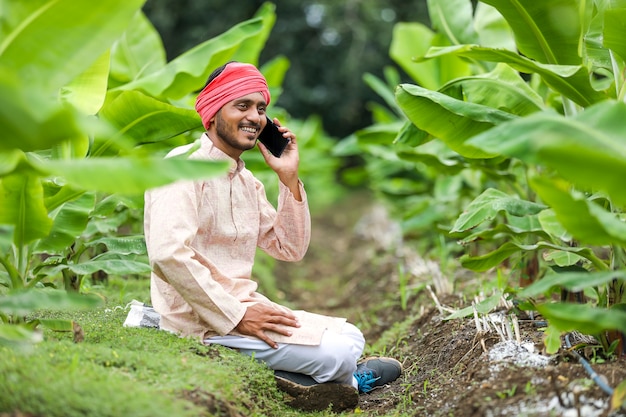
{"left": 0, "top": 277, "right": 347, "bottom": 417}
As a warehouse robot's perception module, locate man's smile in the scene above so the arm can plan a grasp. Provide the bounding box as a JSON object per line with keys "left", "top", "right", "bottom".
{"left": 240, "top": 125, "right": 260, "bottom": 138}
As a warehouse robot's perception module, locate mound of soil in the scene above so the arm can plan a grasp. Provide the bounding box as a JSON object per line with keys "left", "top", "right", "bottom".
{"left": 275, "top": 195, "right": 626, "bottom": 417}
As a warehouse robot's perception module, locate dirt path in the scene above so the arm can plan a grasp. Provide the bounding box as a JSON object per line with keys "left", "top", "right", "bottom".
{"left": 275, "top": 194, "right": 626, "bottom": 417}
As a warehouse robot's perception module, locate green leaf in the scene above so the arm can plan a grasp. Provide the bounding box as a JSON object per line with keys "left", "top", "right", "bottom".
{"left": 0, "top": 150, "right": 25, "bottom": 177}
{"left": 231, "top": 3, "right": 276, "bottom": 65}
{"left": 51, "top": 135, "right": 90, "bottom": 161}
{"left": 38, "top": 157, "right": 229, "bottom": 195}
{"left": 0, "top": 323, "right": 42, "bottom": 349}
{"left": 396, "top": 141, "right": 465, "bottom": 175}
{"left": 538, "top": 209, "right": 572, "bottom": 242}
{"left": 363, "top": 72, "right": 404, "bottom": 118}
{"left": 424, "top": 45, "right": 608, "bottom": 106}
{"left": 0, "top": 0, "right": 145, "bottom": 94}
{"left": 355, "top": 122, "right": 406, "bottom": 145}
{"left": 0, "top": 72, "right": 83, "bottom": 153}
{"left": 474, "top": 3, "right": 516, "bottom": 51}
{"left": 480, "top": 0, "right": 581, "bottom": 65}
{"left": 36, "top": 318, "right": 75, "bottom": 332}
{"left": 60, "top": 51, "right": 111, "bottom": 115}
{"left": 439, "top": 63, "right": 545, "bottom": 116}
{"left": 460, "top": 241, "right": 603, "bottom": 272}
{"left": 459, "top": 214, "right": 548, "bottom": 245}
{"left": 469, "top": 101, "right": 626, "bottom": 207}
{"left": 505, "top": 213, "right": 545, "bottom": 234}
{"left": 536, "top": 302, "right": 626, "bottom": 335}
{"left": 580, "top": 1, "right": 613, "bottom": 72}
{"left": 114, "top": 17, "right": 267, "bottom": 99}
{"left": 543, "top": 324, "right": 562, "bottom": 354}
{"left": 85, "top": 236, "right": 147, "bottom": 255}
{"left": 604, "top": 8, "right": 626, "bottom": 62}
{"left": 518, "top": 271, "right": 626, "bottom": 299}
{"left": 43, "top": 185, "right": 86, "bottom": 213}
{"left": 91, "top": 194, "right": 143, "bottom": 217}
{"left": 460, "top": 241, "right": 532, "bottom": 271}
{"left": 109, "top": 11, "right": 167, "bottom": 87}
{"left": 531, "top": 176, "right": 626, "bottom": 247}
{"left": 427, "top": 0, "right": 479, "bottom": 45}
{"left": 35, "top": 193, "right": 96, "bottom": 253}
{"left": 94, "top": 91, "right": 201, "bottom": 155}
{"left": 611, "top": 378, "right": 626, "bottom": 412}
{"left": 0, "top": 289, "right": 102, "bottom": 316}
{"left": 0, "top": 173, "right": 53, "bottom": 246}
{"left": 66, "top": 259, "right": 151, "bottom": 276}
{"left": 444, "top": 292, "right": 501, "bottom": 320}
{"left": 38, "top": 259, "right": 151, "bottom": 278}
{"left": 543, "top": 250, "right": 584, "bottom": 267}
{"left": 451, "top": 188, "right": 546, "bottom": 233}
{"left": 393, "top": 120, "right": 430, "bottom": 148}
{"left": 395, "top": 83, "right": 515, "bottom": 158}
{"left": 261, "top": 55, "right": 291, "bottom": 106}
{"left": 390, "top": 23, "right": 471, "bottom": 90}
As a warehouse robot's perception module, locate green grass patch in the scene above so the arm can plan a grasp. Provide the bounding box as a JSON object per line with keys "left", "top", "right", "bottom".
{"left": 0, "top": 277, "right": 323, "bottom": 417}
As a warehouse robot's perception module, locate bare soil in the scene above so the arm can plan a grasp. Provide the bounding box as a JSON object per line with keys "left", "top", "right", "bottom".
{"left": 274, "top": 194, "right": 626, "bottom": 417}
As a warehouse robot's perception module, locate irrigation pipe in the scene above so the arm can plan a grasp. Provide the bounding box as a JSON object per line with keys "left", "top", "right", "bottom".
{"left": 564, "top": 333, "right": 614, "bottom": 396}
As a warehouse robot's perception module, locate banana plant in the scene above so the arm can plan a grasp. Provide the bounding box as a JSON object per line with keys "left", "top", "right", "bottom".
{"left": 0, "top": 0, "right": 281, "bottom": 348}
{"left": 353, "top": 0, "right": 626, "bottom": 356}
{"left": 411, "top": 0, "right": 626, "bottom": 355}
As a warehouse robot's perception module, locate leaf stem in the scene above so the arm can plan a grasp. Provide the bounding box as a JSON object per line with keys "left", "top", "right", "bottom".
{"left": 0, "top": 254, "right": 22, "bottom": 289}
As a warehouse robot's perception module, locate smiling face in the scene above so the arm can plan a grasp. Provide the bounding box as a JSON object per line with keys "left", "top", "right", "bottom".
{"left": 208, "top": 92, "right": 268, "bottom": 159}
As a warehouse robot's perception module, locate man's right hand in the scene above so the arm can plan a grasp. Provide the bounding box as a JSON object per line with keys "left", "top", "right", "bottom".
{"left": 235, "top": 303, "right": 300, "bottom": 349}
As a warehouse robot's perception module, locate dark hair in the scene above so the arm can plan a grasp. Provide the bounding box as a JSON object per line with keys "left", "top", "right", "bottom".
{"left": 202, "top": 61, "right": 238, "bottom": 89}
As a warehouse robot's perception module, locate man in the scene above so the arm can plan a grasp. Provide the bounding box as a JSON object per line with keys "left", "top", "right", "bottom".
{"left": 143, "top": 61, "right": 401, "bottom": 412}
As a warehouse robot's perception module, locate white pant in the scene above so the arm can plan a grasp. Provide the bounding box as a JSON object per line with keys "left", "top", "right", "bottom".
{"left": 205, "top": 322, "right": 365, "bottom": 388}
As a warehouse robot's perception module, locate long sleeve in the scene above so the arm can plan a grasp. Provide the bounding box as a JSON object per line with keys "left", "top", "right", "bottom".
{"left": 256, "top": 179, "right": 311, "bottom": 261}
{"left": 144, "top": 136, "right": 319, "bottom": 343}
{"left": 144, "top": 180, "right": 247, "bottom": 337}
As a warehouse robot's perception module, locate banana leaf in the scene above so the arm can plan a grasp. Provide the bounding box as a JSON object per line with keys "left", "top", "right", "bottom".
{"left": 38, "top": 157, "right": 228, "bottom": 195}
{"left": 423, "top": 45, "right": 608, "bottom": 106}
{"left": 468, "top": 100, "right": 626, "bottom": 207}
{"left": 0, "top": 289, "right": 102, "bottom": 316}
{"left": 531, "top": 176, "right": 626, "bottom": 247}
{"left": 114, "top": 14, "right": 269, "bottom": 99}
{"left": 390, "top": 23, "right": 471, "bottom": 90}
{"left": 396, "top": 83, "right": 515, "bottom": 159}
{"left": 109, "top": 11, "right": 167, "bottom": 87}
{"left": 0, "top": 173, "right": 53, "bottom": 246}
{"left": 536, "top": 302, "right": 626, "bottom": 334}
{"left": 518, "top": 270, "right": 626, "bottom": 298}
{"left": 451, "top": 188, "right": 546, "bottom": 233}
{"left": 0, "top": 0, "right": 145, "bottom": 94}
{"left": 427, "top": 0, "right": 479, "bottom": 46}
{"left": 480, "top": 0, "right": 580, "bottom": 65}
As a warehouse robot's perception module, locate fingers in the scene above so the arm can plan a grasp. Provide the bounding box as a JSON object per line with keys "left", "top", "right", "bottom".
{"left": 272, "top": 118, "right": 296, "bottom": 144}
{"left": 256, "top": 140, "right": 270, "bottom": 157}
{"left": 235, "top": 304, "right": 300, "bottom": 349}
{"left": 255, "top": 330, "right": 279, "bottom": 349}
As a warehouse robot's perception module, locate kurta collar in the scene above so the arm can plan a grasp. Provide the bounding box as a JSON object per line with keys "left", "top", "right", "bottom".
{"left": 201, "top": 133, "right": 245, "bottom": 175}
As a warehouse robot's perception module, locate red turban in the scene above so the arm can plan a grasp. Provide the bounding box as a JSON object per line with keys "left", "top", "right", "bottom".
{"left": 195, "top": 62, "right": 271, "bottom": 129}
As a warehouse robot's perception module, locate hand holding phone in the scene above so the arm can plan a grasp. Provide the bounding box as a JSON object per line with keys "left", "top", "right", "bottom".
{"left": 258, "top": 116, "right": 290, "bottom": 158}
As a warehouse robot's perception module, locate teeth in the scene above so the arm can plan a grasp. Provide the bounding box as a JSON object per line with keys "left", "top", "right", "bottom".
{"left": 241, "top": 127, "right": 257, "bottom": 133}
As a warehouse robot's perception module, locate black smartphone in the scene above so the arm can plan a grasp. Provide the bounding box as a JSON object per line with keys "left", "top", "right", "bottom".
{"left": 258, "top": 116, "right": 289, "bottom": 157}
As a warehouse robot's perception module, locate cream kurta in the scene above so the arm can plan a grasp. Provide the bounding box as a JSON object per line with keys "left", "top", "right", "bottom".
{"left": 144, "top": 134, "right": 319, "bottom": 342}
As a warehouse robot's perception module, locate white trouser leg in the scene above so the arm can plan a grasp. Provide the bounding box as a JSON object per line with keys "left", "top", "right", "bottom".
{"left": 205, "top": 322, "right": 365, "bottom": 387}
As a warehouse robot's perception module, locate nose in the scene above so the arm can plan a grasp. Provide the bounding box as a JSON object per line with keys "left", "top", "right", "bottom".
{"left": 246, "top": 107, "right": 263, "bottom": 125}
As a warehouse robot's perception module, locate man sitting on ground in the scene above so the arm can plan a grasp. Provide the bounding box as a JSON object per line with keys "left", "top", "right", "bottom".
{"left": 143, "top": 61, "right": 402, "bottom": 411}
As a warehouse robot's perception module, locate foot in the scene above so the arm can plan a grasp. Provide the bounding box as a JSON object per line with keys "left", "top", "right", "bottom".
{"left": 274, "top": 370, "right": 359, "bottom": 412}
{"left": 354, "top": 357, "right": 403, "bottom": 393}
